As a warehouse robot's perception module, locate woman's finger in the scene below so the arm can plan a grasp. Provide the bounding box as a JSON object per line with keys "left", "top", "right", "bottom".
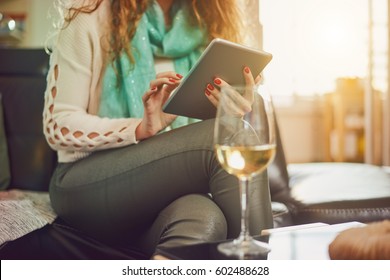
{"left": 149, "top": 77, "right": 176, "bottom": 89}
{"left": 223, "top": 89, "right": 249, "bottom": 117}
{"left": 205, "top": 88, "right": 219, "bottom": 108}
{"left": 149, "top": 72, "right": 183, "bottom": 90}
{"left": 222, "top": 86, "right": 252, "bottom": 115}
{"left": 213, "top": 77, "right": 228, "bottom": 88}
{"left": 204, "top": 83, "right": 219, "bottom": 105}
{"left": 142, "top": 86, "right": 158, "bottom": 103}
{"left": 243, "top": 66, "right": 255, "bottom": 85}
{"left": 243, "top": 66, "right": 255, "bottom": 102}
{"left": 156, "top": 71, "right": 182, "bottom": 80}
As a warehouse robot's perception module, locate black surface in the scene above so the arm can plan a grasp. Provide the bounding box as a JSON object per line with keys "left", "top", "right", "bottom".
{"left": 156, "top": 236, "right": 270, "bottom": 260}
{"left": 0, "top": 218, "right": 147, "bottom": 260}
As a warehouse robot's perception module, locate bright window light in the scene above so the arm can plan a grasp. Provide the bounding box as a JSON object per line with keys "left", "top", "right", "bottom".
{"left": 260, "top": 0, "right": 387, "bottom": 97}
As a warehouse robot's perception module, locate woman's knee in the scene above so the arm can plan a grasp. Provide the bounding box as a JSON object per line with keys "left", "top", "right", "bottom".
{"left": 154, "top": 194, "right": 227, "bottom": 249}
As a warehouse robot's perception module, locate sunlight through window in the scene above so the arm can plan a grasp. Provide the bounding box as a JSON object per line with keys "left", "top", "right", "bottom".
{"left": 260, "top": 0, "right": 388, "bottom": 97}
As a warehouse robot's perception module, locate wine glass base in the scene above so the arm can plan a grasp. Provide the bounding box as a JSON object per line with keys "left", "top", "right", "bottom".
{"left": 218, "top": 237, "right": 271, "bottom": 259}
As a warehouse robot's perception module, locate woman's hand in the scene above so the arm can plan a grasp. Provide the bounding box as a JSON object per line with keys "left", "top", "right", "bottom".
{"left": 204, "top": 66, "right": 261, "bottom": 108}
{"left": 204, "top": 66, "right": 262, "bottom": 116}
{"left": 135, "top": 72, "right": 182, "bottom": 140}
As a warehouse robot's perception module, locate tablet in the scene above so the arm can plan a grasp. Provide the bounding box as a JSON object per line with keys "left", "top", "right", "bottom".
{"left": 162, "top": 38, "right": 273, "bottom": 120}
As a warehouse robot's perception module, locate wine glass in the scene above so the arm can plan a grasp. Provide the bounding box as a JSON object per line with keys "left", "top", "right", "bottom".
{"left": 214, "top": 83, "right": 276, "bottom": 259}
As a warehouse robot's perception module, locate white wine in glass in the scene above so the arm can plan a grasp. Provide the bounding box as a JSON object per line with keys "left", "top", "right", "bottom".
{"left": 214, "top": 83, "right": 276, "bottom": 259}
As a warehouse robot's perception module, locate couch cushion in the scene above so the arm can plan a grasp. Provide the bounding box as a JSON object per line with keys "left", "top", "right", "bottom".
{"left": 0, "top": 48, "right": 57, "bottom": 191}
{"left": 288, "top": 162, "right": 390, "bottom": 224}
{"left": 0, "top": 94, "right": 10, "bottom": 190}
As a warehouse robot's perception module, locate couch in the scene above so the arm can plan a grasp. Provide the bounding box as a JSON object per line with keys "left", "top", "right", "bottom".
{"left": 1, "top": 48, "right": 390, "bottom": 259}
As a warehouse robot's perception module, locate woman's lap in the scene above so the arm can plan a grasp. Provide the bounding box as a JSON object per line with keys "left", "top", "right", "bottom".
{"left": 49, "top": 119, "right": 273, "bottom": 253}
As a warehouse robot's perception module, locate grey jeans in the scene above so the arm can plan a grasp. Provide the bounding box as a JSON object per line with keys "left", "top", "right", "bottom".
{"left": 49, "top": 119, "right": 273, "bottom": 258}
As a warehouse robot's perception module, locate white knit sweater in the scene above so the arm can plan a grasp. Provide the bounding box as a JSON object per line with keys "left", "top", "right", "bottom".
{"left": 43, "top": 1, "right": 144, "bottom": 163}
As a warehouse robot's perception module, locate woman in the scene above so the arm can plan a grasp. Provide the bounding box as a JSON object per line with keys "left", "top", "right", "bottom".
{"left": 44, "top": 0, "right": 273, "bottom": 258}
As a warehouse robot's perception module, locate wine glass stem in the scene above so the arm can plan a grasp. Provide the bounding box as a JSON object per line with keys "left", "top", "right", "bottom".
{"left": 239, "top": 177, "right": 251, "bottom": 241}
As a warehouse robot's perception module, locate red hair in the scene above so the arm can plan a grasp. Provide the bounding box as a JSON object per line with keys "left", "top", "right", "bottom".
{"left": 62, "top": 0, "right": 243, "bottom": 63}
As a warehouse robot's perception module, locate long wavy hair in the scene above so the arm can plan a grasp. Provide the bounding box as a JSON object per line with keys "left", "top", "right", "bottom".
{"left": 59, "top": 0, "right": 243, "bottom": 64}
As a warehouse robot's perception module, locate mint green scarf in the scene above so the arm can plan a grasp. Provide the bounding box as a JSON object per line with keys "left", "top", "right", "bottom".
{"left": 98, "top": 1, "right": 207, "bottom": 129}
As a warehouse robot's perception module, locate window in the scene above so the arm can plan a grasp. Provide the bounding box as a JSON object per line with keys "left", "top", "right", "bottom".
{"left": 260, "top": 0, "right": 388, "bottom": 98}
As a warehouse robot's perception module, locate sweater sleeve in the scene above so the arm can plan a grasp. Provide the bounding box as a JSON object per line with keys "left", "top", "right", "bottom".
{"left": 43, "top": 7, "right": 142, "bottom": 155}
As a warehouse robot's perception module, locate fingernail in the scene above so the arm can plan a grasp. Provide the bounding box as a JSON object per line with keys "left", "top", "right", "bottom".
{"left": 205, "top": 89, "right": 211, "bottom": 96}
{"left": 244, "top": 66, "right": 250, "bottom": 74}
{"left": 207, "top": 83, "right": 214, "bottom": 90}
{"left": 214, "top": 78, "right": 221, "bottom": 85}
{"left": 176, "top": 74, "right": 183, "bottom": 79}
{"left": 169, "top": 78, "right": 176, "bottom": 83}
